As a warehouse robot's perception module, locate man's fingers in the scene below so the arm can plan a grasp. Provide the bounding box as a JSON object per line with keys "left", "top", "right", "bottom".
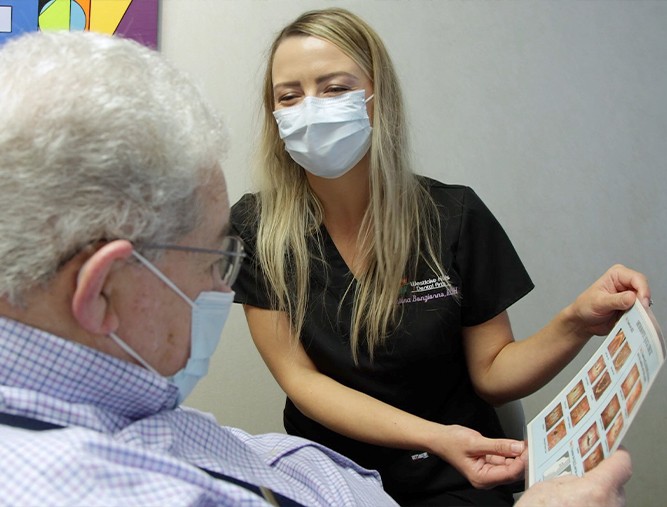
{"left": 587, "top": 448, "right": 632, "bottom": 486}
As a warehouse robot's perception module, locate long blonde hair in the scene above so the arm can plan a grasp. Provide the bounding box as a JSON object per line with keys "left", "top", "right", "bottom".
{"left": 255, "top": 8, "right": 452, "bottom": 362}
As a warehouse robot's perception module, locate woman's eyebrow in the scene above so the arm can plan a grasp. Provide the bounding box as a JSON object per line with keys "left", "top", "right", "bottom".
{"left": 273, "top": 71, "right": 359, "bottom": 91}
{"left": 314, "top": 71, "right": 358, "bottom": 84}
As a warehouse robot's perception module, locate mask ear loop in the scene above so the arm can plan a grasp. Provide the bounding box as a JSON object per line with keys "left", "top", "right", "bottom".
{"left": 109, "top": 331, "right": 160, "bottom": 376}
{"left": 106, "top": 249, "right": 197, "bottom": 377}
{"left": 365, "top": 94, "right": 374, "bottom": 103}
{"left": 131, "top": 250, "right": 195, "bottom": 309}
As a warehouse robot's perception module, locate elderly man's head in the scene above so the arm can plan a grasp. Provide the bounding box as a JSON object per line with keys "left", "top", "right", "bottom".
{"left": 0, "top": 31, "right": 235, "bottom": 396}
{"left": 0, "top": 31, "right": 228, "bottom": 303}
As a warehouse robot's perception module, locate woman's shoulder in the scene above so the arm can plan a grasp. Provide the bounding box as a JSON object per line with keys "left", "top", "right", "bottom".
{"left": 416, "top": 175, "right": 480, "bottom": 210}
{"left": 230, "top": 192, "right": 260, "bottom": 237}
{"left": 231, "top": 192, "right": 258, "bottom": 213}
{"left": 231, "top": 192, "right": 259, "bottom": 220}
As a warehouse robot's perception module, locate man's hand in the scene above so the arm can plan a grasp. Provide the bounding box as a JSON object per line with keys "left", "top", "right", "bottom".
{"left": 517, "top": 448, "right": 631, "bottom": 507}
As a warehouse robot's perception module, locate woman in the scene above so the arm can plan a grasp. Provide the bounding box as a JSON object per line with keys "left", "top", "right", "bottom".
{"left": 231, "top": 8, "right": 650, "bottom": 506}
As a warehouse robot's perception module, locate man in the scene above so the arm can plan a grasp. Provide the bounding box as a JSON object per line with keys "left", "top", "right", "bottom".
{"left": 0, "top": 31, "right": 632, "bottom": 507}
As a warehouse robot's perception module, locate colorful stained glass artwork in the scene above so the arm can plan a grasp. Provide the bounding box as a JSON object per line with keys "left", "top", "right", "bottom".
{"left": 0, "top": 0, "right": 158, "bottom": 48}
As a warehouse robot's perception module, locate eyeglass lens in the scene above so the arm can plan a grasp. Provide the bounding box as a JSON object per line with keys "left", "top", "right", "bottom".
{"left": 219, "top": 236, "right": 244, "bottom": 286}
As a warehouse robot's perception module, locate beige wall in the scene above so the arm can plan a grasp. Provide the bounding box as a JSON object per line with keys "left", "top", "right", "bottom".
{"left": 160, "top": 1, "right": 667, "bottom": 504}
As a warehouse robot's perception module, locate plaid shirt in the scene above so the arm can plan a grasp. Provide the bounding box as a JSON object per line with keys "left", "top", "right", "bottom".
{"left": 0, "top": 317, "right": 394, "bottom": 507}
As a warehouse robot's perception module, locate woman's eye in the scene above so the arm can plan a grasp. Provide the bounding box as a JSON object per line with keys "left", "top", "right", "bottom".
{"left": 325, "top": 85, "right": 349, "bottom": 95}
{"left": 277, "top": 93, "right": 299, "bottom": 105}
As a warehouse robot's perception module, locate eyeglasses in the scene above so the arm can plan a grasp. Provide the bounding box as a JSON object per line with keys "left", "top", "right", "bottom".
{"left": 139, "top": 236, "right": 246, "bottom": 287}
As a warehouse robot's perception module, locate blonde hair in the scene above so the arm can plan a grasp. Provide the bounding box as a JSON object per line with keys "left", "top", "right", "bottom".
{"left": 255, "top": 8, "right": 452, "bottom": 361}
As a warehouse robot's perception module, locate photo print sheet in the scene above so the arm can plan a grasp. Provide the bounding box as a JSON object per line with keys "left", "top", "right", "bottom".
{"left": 526, "top": 300, "right": 665, "bottom": 486}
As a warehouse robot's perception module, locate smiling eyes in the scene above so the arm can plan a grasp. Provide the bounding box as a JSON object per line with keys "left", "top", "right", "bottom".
{"left": 276, "top": 84, "right": 353, "bottom": 107}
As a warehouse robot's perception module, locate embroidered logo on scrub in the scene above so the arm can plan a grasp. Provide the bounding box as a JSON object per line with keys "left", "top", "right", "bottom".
{"left": 397, "top": 275, "right": 459, "bottom": 305}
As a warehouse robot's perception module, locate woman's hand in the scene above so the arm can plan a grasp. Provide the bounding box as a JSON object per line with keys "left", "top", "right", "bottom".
{"left": 431, "top": 425, "right": 526, "bottom": 489}
{"left": 462, "top": 265, "right": 652, "bottom": 404}
{"left": 565, "top": 264, "right": 651, "bottom": 339}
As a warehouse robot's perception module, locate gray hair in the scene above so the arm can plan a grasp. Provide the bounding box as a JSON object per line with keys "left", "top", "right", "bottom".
{"left": 0, "top": 31, "right": 228, "bottom": 304}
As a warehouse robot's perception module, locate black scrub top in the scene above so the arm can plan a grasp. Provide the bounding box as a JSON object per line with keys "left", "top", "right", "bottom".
{"left": 231, "top": 177, "right": 534, "bottom": 504}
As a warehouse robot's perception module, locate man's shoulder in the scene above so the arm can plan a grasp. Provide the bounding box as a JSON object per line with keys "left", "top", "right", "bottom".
{"left": 0, "top": 423, "right": 243, "bottom": 504}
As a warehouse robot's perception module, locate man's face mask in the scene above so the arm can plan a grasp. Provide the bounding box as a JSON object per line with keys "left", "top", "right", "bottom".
{"left": 273, "top": 89, "right": 374, "bottom": 179}
{"left": 109, "top": 250, "right": 234, "bottom": 404}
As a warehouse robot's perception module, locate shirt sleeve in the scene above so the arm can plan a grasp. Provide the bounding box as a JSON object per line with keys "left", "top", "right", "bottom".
{"left": 232, "top": 429, "right": 398, "bottom": 506}
{"left": 230, "top": 193, "right": 273, "bottom": 310}
{"left": 453, "top": 187, "right": 534, "bottom": 326}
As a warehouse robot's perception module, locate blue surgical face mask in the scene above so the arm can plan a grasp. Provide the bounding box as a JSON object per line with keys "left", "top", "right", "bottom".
{"left": 273, "top": 89, "right": 374, "bottom": 179}
{"left": 109, "top": 250, "right": 233, "bottom": 404}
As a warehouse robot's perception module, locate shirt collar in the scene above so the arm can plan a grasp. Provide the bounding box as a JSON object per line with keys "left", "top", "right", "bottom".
{"left": 0, "top": 317, "right": 179, "bottom": 420}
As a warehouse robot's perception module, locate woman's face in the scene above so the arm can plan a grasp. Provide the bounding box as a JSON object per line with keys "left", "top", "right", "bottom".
{"left": 271, "top": 35, "right": 374, "bottom": 115}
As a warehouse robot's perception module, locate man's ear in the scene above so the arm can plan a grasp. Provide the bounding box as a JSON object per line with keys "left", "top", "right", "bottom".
{"left": 71, "top": 240, "right": 134, "bottom": 335}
